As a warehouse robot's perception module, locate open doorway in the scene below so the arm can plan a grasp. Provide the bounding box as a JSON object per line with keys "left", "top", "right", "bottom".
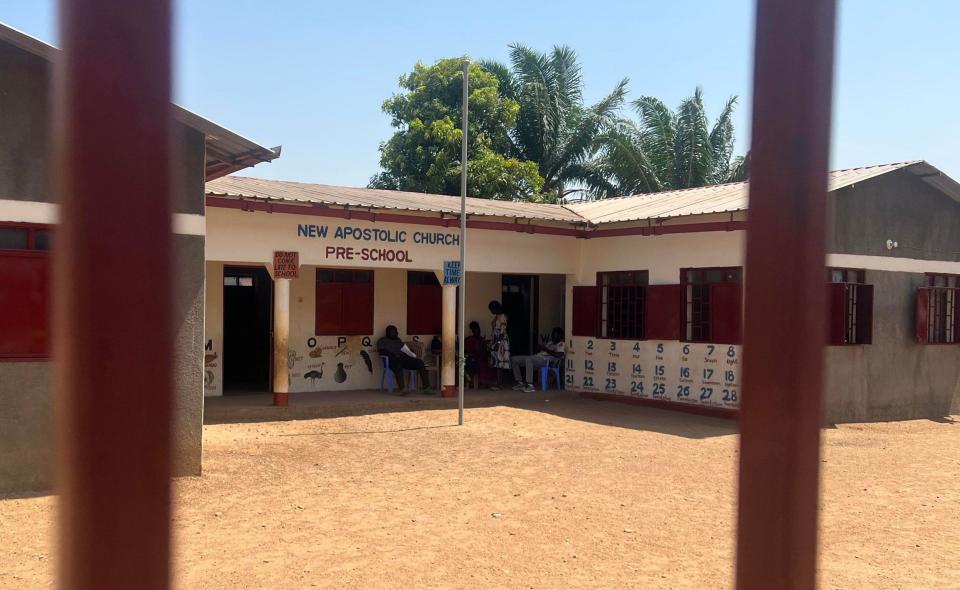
{"left": 222, "top": 266, "right": 273, "bottom": 393}
{"left": 502, "top": 274, "right": 538, "bottom": 356}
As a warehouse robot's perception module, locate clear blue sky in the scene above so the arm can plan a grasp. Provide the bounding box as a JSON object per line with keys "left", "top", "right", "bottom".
{"left": 5, "top": 1, "right": 959, "bottom": 186}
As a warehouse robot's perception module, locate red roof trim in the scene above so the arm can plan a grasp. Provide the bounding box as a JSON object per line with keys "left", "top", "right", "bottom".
{"left": 206, "top": 196, "right": 744, "bottom": 239}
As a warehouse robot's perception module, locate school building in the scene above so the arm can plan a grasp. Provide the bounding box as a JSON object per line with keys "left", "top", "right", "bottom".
{"left": 2, "top": 21, "right": 959, "bottom": 494}
{"left": 202, "top": 163, "right": 960, "bottom": 426}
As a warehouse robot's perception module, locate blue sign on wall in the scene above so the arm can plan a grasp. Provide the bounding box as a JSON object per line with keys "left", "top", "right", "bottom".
{"left": 443, "top": 260, "right": 462, "bottom": 285}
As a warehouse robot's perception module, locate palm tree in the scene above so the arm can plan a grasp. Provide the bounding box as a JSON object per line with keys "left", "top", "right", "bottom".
{"left": 483, "top": 45, "right": 628, "bottom": 200}
{"left": 585, "top": 88, "right": 748, "bottom": 198}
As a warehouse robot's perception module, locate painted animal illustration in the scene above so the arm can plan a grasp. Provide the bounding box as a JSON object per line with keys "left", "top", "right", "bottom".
{"left": 204, "top": 352, "right": 218, "bottom": 367}
{"left": 334, "top": 362, "right": 347, "bottom": 383}
{"left": 359, "top": 350, "right": 373, "bottom": 373}
{"left": 309, "top": 347, "right": 323, "bottom": 358}
{"left": 304, "top": 365, "right": 324, "bottom": 385}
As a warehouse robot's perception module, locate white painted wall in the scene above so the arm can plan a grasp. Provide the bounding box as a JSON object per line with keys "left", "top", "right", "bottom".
{"left": 538, "top": 274, "right": 565, "bottom": 342}
{"left": 206, "top": 207, "right": 580, "bottom": 275}
{"left": 203, "top": 261, "right": 223, "bottom": 396}
{"left": 576, "top": 230, "right": 746, "bottom": 286}
{"left": 464, "top": 272, "right": 502, "bottom": 338}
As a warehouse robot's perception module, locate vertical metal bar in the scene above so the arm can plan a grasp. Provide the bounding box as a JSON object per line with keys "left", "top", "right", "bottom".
{"left": 55, "top": 0, "right": 174, "bottom": 588}
{"left": 736, "top": 0, "right": 837, "bottom": 588}
{"left": 458, "top": 60, "right": 468, "bottom": 426}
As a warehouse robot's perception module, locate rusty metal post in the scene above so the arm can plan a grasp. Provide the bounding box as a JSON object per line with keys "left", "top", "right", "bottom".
{"left": 736, "top": 0, "right": 837, "bottom": 588}
{"left": 54, "top": 1, "right": 174, "bottom": 589}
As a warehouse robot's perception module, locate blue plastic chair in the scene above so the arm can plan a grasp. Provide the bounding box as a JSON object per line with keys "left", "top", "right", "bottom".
{"left": 540, "top": 357, "right": 563, "bottom": 391}
{"left": 380, "top": 355, "right": 418, "bottom": 393}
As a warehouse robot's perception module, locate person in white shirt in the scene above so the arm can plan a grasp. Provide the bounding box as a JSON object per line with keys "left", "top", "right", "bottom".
{"left": 511, "top": 328, "right": 565, "bottom": 393}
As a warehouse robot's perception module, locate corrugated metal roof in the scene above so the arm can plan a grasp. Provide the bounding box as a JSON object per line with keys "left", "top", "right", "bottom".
{"left": 566, "top": 161, "right": 922, "bottom": 224}
{"left": 209, "top": 162, "right": 943, "bottom": 226}
{"left": 0, "top": 21, "right": 280, "bottom": 180}
{"left": 206, "top": 176, "right": 586, "bottom": 223}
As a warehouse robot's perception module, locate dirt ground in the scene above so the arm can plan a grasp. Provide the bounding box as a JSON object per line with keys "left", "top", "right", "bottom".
{"left": 2, "top": 392, "right": 959, "bottom": 589}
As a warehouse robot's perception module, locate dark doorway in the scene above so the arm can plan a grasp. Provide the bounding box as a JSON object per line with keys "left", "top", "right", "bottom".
{"left": 223, "top": 266, "right": 273, "bottom": 393}
{"left": 501, "top": 274, "right": 538, "bottom": 356}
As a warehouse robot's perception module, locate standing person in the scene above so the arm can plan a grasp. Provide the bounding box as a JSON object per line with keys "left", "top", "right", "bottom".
{"left": 377, "top": 325, "right": 429, "bottom": 393}
{"left": 511, "top": 328, "right": 565, "bottom": 392}
{"left": 488, "top": 300, "right": 511, "bottom": 389}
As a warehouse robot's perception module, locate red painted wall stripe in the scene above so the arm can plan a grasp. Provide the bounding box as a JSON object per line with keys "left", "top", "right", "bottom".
{"left": 55, "top": 1, "right": 174, "bottom": 589}
{"left": 736, "top": 0, "right": 837, "bottom": 587}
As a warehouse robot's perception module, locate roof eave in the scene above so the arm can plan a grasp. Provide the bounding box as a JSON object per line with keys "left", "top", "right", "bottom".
{"left": 0, "top": 21, "right": 280, "bottom": 179}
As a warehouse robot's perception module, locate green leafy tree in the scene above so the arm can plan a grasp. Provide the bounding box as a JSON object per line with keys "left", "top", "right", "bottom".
{"left": 586, "top": 88, "right": 748, "bottom": 198}
{"left": 482, "top": 45, "right": 628, "bottom": 200}
{"left": 369, "top": 58, "right": 543, "bottom": 200}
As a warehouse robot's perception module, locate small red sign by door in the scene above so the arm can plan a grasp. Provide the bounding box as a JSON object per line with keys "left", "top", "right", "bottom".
{"left": 273, "top": 251, "right": 299, "bottom": 279}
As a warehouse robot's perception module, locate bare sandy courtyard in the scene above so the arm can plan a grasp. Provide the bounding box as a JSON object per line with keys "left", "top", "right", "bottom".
{"left": 2, "top": 392, "right": 959, "bottom": 589}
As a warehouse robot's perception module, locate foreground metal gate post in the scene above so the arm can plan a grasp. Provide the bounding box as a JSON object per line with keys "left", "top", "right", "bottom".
{"left": 55, "top": 1, "right": 175, "bottom": 588}
{"left": 736, "top": 0, "right": 837, "bottom": 588}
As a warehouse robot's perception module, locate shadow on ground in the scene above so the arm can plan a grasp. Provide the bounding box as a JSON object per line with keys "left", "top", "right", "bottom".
{"left": 204, "top": 389, "right": 737, "bottom": 440}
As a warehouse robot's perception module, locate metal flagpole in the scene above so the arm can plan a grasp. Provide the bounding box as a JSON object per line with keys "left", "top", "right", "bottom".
{"left": 458, "top": 60, "right": 469, "bottom": 426}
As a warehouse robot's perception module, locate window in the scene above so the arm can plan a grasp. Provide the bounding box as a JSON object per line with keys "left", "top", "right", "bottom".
{"left": 917, "top": 274, "right": 959, "bottom": 344}
{"left": 598, "top": 271, "right": 648, "bottom": 339}
{"left": 928, "top": 274, "right": 959, "bottom": 288}
{"left": 682, "top": 267, "right": 742, "bottom": 343}
{"left": 223, "top": 276, "right": 254, "bottom": 287}
{"left": 315, "top": 268, "right": 374, "bottom": 335}
{"left": 0, "top": 224, "right": 51, "bottom": 359}
{"left": 407, "top": 271, "right": 442, "bottom": 335}
{"left": 571, "top": 286, "right": 598, "bottom": 337}
{"left": 826, "top": 268, "right": 873, "bottom": 345}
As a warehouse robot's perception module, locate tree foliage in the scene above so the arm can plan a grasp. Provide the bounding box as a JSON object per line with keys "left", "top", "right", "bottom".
{"left": 586, "top": 88, "right": 749, "bottom": 198}
{"left": 484, "top": 45, "right": 628, "bottom": 199}
{"left": 370, "top": 52, "right": 747, "bottom": 202}
{"left": 369, "top": 58, "right": 542, "bottom": 200}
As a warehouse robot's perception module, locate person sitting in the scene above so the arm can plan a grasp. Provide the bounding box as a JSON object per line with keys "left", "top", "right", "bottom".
{"left": 377, "top": 325, "right": 429, "bottom": 393}
{"left": 511, "top": 327, "right": 565, "bottom": 393}
{"left": 464, "top": 321, "right": 486, "bottom": 387}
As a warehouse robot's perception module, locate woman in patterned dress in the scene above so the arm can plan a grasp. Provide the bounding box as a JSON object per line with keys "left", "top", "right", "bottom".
{"left": 488, "top": 300, "right": 511, "bottom": 389}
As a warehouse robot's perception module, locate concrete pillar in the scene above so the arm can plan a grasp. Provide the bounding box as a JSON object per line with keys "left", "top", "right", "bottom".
{"left": 273, "top": 278, "right": 291, "bottom": 406}
{"left": 441, "top": 283, "right": 457, "bottom": 397}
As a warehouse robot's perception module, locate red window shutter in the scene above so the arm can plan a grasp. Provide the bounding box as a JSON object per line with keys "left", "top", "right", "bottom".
{"left": 710, "top": 282, "right": 742, "bottom": 344}
{"left": 407, "top": 283, "right": 442, "bottom": 334}
{"left": 315, "top": 283, "right": 343, "bottom": 335}
{"left": 0, "top": 253, "right": 50, "bottom": 357}
{"left": 645, "top": 284, "right": 681, "bottom": 340}
{"left": 855, "top": 284, "right": 874, "bottom": 344}
{"left": 826, "top": 282, "right": 848, "bottom": 345}
{"left": 915, "top": 287, "right": 930, "bottom": 344}
{"left": 572, "top": 286, "right": 597, "bottom": 337}
{"left": 341, "top": 282, "right": 375, "bottom": 335}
